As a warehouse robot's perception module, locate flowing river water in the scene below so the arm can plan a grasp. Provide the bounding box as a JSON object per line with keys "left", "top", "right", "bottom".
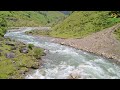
{"left": 4, "top": 27, "right": 120, "bottom": 79}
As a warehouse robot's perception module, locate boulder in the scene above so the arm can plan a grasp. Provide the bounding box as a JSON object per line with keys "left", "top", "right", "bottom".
{"left": 5, "top": 42, "right": 15, "bottom": 46}
{"left": 67, "top": 70, "right": 81, "bottom": 79}
{"left": 5, "top": 52, "right": 15, "bottom": 58}
{"left": 20, "top": 47, "right": 29, "bottom": 53}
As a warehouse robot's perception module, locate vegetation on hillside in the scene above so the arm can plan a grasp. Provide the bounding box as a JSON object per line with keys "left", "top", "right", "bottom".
{"left": 50, "top": 11, "right": 120, "bottom": 38}
{"left": 0, "top": 16, "right": 7, "bottom": 37}
{"left": 0, "top": 11, "right": 66, "bottom": 27}
{"left": 25, "top": 29, "right": 51, "bottom": 36}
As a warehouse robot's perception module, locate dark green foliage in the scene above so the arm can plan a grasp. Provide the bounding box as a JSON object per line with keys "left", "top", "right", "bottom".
{"left": 33, "top": 48, "right": 44, "bottom": 59}
{"left": 0, "top": 16, "right": 7, "bottom": 37}
{"left": 109, "top": 11, "right": 120, "bottom": 18}
{"left": 28, "top": 44, "right": 34, "bottom": 50}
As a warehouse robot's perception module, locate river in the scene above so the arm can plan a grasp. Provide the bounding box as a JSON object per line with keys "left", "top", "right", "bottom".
{"left": 4, "top": 27, "right": 120, "bottom": 79}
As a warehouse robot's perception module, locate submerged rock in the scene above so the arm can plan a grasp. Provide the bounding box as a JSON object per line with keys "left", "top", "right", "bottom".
{"left": 6, "top": 52, "right": 15, "bottom": 58}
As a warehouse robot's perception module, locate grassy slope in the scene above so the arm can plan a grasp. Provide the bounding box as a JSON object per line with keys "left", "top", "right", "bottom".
{"left": 50, "top": 11, "right": 120, "bottom": 38}
{"left": 37, "top": 11, "right": 67, "bottom": 26}
{"left": 0, "top": 11, "right": 65, "bottom": 27}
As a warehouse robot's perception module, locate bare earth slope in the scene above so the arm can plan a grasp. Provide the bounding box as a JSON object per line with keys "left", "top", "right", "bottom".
{"left": 53, "top": 23, "right": 120, "bottom": 62}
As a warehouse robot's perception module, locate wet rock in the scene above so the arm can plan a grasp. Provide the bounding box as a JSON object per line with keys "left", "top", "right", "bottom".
{"left": 60, "top": 42, "right": 65, "bottom": 45}
{"left": 5, "top": 52, "right": 15, "bottom": 58}
{"left": 5, "top": 42, "right": 15, "bottom": 46}
{"left": 20, "top": 47, "right": 29, "bottom": 53}
{"left": 67, "top": 70, "right": 81, "bottom": 79}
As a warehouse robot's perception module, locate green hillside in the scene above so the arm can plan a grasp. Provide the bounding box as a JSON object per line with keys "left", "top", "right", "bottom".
{"left": 0, "top": 11, "right": 65, "bottom": 27}
{"left": 36, "top": 11, "right": 67, "bottom": 26}
{"left": 0, "top": 16, "right": 7, "bottom": 37}
{"left": 50, "top": 11, "right": 120, "bottom": 38}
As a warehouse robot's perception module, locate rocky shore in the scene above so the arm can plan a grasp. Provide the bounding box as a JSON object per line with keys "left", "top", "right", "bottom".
{"left": 51, "top": 24, "right": 120, "bottom": 63}
{"left": 0, "top": 37, "right": 45, "bottom": 79}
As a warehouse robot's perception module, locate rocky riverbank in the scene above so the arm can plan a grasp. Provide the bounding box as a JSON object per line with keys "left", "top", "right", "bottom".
{"left": 0, "top": 37, "right": 45, "bottom": 79}
{"left": 24, "top": 24, "right": 120, "bottom": 63}
{"left": 52, "top": 24, "right": 120, "bottom": 63}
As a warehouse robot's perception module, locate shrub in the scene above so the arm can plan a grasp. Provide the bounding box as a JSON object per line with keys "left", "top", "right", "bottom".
{"left": 28, "top": 44, "right": 34, "bottom": 50}
{"left": 33, "top": 48, "right": 43, "bottom": 59}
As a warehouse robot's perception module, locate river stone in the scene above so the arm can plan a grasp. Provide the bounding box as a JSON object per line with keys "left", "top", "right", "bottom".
{"left": 20, "top": 47, "right": 29, "bottom": 53}
{"left": 67, "top": 70, "right": 81, "bottom": 79}
{"left": 5, "top": 52, "right": 15, "bottom": 58}
{"left": 5, "top": 41, "right": 15, "bottom": 46}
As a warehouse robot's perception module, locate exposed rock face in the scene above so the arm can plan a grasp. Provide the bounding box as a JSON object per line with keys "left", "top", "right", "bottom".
{"left": 20, "top": 47, "right": 29, "bottom": 53}
{"left": 6, "top": 52, "right": 15, "bottom": 58}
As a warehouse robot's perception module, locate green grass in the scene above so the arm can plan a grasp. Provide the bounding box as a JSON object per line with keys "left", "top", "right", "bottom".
{"left": 0, "top": 11, "right": 66, "bottom": 27}
{"left": 25, "top": 30, "right": 51, "bottom": 36}
{"left": 50, "top": 11, "right": 120, "bottom": 38}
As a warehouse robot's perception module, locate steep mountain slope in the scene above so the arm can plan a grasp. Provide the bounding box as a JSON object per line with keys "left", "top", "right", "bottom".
{"left": 51, "top": 11, "right": 120, "bottom": 38}
{"left": 0, "top": 11, "right": 65, "bottom": 27}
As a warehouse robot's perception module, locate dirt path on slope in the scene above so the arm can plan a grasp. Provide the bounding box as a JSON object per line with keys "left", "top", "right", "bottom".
{"left": 52, "top": 23, "right": 120, "bottom": 62}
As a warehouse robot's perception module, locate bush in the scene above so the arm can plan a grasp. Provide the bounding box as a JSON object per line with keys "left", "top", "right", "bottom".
{"left": 0, "top": 17, "right": 7, "bottom": 37}
{"left": 33, "top": 48, "right": 43, "bottom": 59}
{"left": 28, "top": 44, "right": 34, "bottom": 50}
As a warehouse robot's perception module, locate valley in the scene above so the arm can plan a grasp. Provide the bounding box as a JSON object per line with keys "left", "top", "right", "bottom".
{"left": 1, "top": 11, "right": 120, "bottom": 79}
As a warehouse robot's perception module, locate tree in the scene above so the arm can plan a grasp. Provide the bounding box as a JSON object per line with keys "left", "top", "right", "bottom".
{"left": 109, "top": 11, "right": 120, "bottom": 18}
